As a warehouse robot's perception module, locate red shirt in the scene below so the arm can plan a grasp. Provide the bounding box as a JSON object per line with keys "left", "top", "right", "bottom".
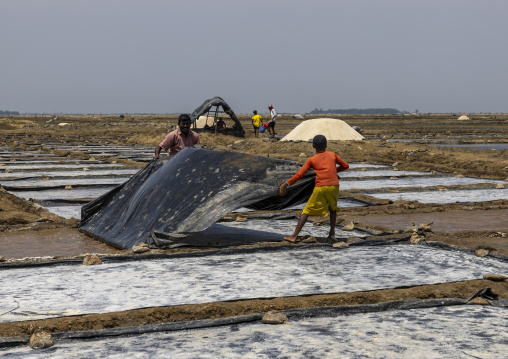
{"left": 159, "top": 129, "right": 200, "bottom": 156}
{"left": 287, "top": 150, "right": 349, "bottom": 187}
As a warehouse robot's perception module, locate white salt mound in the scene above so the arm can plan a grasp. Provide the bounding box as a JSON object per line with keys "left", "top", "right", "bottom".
{"left": 194, "top": 115, "right": 217, "bottom": 128}
{"left": 281, "top": 118, "right": 365, "bottom": 142}
{"left": 457, "top": 115, "right": 470, "bottom": 120}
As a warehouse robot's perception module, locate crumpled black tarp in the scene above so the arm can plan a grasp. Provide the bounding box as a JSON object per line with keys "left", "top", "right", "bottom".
{"left": 79, "top": 148, "right": 315, "bottom": 249}
{"left": 190, "top": 96, "right": 245, "bottom": 137}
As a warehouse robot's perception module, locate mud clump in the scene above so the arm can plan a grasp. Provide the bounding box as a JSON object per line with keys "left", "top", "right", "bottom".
{"left": 29, "top": 330, "right": 54, "bottom": 349}
{"left": 262, "top": 310, "right": 289, "bottom": 325}
{"left": 83, "top": 254, "right": 102, "bottom": 265}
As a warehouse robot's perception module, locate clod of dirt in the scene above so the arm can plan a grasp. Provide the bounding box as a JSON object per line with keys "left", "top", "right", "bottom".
{"left": 0, "top": 256, "right": 6, "bottom": 262}
{"left": 409, "top": 233, "right": 425, "bottom": 244}
{"left": 262, "top": 310, "right": 289, "bottom": 325}
{"left": 29, "top": 331, "right": 54, "bottom": 349}
{"left": 483, "top": 274, "right": 508, "bottom": 282}
{"left": 132, "top": 245, "right": 150, "bottom": 253}
{"left": 333, "top": 242, "right": 349, "bottom": 249}
{"left": 475, "top": 249, "right": 490, "bottom": 257}
{"left": 83, "top": 254, "right": 102, "bottom": 265}
{"left": 405, "top": 221, "right": 418, "bottom": 233}
{"left": 342, "top": 221, "right": 355, "bottom": 231}
{"left": 418, "top": 222, "right": 433, "bottom": 232}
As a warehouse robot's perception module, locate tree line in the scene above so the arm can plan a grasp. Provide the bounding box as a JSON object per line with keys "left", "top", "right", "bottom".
{"left": 309, "top": 108, "right": 401, "bottom": 115}
{"left": 0, "top": 110, "right": 19, "bottom": 115}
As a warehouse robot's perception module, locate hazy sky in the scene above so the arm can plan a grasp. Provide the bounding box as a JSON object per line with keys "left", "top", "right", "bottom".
{"left": 1, "top": 0, "right": 507, "bottom": 114}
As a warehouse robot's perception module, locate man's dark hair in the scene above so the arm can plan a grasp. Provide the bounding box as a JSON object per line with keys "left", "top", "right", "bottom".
{"left": 178, "top": 114, "right": 191, "bottom": 124}
{"left": 313, "top": 135, "right": 327, "bottom": 150}
{"left": 253, "top": 110, "right": 257, "bottom": 115}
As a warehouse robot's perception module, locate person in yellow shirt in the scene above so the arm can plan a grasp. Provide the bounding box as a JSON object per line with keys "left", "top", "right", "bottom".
{"left": 251, "top": 110, "right": 263, "bottom": 138}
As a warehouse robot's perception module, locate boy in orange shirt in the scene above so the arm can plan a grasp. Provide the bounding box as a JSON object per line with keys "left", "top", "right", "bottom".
{"left": 279, "top": 135, "right": 349, "bottom": 242}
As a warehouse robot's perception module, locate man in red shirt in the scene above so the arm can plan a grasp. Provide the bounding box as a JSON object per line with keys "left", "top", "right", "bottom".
{"left": 153, "top": 114, "right": 200, "bottom": 160}
{"left": 279, "top": 135, "right": 349, "bottom": 242}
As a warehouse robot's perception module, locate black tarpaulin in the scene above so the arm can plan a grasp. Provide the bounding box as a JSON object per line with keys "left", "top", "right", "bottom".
{"left": 190, "top": 96, "right": 245, "bottom": 137}
{"left": 79, "top": 148, "right": 315, "bottom": 249}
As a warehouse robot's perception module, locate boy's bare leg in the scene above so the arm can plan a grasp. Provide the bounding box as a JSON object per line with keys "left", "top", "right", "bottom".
{"left": 284, "top": 213, "right": 309, "bottom": 243}
{"left": 329, "top": 210, "right": 337, "bottom": 239}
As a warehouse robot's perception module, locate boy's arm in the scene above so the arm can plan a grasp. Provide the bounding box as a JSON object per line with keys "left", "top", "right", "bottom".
{"left": 280, "top": 159, "right": 312, "bottom": 196}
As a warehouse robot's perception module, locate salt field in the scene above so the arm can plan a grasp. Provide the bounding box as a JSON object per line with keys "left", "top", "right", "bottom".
{"left": 4, "top": 306, "right": 506, "bottom": 358}
{"left": 0, "top": 137, "right": 507, "bottom": 357}
{"left": 1, "top": 245, "right": 506, "bottom": 322}
{"left": 2, "top": 142, "right": 506, "bottom": 219}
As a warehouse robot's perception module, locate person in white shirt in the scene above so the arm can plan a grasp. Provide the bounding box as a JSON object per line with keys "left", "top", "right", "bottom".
{"left": 267, "top": 104, "right": 277, "bottom": 138}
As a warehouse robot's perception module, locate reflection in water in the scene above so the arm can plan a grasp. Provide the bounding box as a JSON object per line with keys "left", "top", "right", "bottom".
{"left": 0, "top": 229, "right": 120, "bottom": 259}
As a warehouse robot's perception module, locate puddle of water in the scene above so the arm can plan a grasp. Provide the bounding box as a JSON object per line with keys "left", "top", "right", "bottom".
{"left": 344, "top": 209, "right": 508, "bottom": 233}
{"left": 0, "top": 229, "right": 120, "bottom": 259}
{"left": 369, "top": 188, "right": 508, "bottom": 204}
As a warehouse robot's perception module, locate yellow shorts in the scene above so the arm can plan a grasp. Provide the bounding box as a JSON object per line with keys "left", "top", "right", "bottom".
{"left": 302, "top": 185, "right": 340, "bottom": 217}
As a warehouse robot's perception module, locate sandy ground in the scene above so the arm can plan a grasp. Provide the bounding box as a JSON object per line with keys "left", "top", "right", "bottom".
{"left": 0, "top": 113, "right": 507, "bottom": 337}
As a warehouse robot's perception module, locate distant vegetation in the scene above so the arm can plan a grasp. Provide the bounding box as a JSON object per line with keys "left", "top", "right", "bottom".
{"left": 309, "top": 108, "right": 401, "bottom": 115}
{"left": 0, "top": 110, "right": 19, "bottom": 115}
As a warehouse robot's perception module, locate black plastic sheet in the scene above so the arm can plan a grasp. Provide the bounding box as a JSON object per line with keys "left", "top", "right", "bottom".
{"left": 79, "top": 148, "right": 315, "bottom": 249}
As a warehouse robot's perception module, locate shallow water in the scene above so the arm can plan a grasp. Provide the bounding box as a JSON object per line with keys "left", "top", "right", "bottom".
{"left": 344, "top": 209, "right": 508, "bottom": 234}
{"left": 0, "top": 229, "right": 120, "bottom": 259}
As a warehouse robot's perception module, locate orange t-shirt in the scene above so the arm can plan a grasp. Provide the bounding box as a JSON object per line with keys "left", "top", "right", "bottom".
{"left": 287, "top": 151, "right": 349, "bottom": 187}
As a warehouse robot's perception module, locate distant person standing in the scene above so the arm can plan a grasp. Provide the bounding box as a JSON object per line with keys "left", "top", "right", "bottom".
{"left": 153, "top": 114, "right": 200, "bottom": 159}
{"left": 267, "top": 104, "right": 277, "bottom": 138}
{"left": 252, "top": 110, "right": 262, "bottom": 138}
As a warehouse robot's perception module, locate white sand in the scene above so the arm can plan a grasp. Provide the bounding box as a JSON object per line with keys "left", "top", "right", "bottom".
{"left": 281, "top": 118, "right": 365, "bottom": 141}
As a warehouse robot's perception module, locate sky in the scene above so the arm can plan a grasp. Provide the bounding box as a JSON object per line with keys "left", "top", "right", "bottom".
{"left": 1, "top": 0, "right": 507, "bottom": 115}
